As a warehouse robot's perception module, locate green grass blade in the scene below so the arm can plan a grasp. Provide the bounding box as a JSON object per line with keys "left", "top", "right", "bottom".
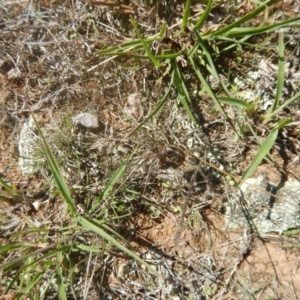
{"left": 5, "top": 269, "right": 21, "bottom": 293}
{"left": 231, "top": 280, "right": 255, "bottom": 300}
{"left": 194, "top": 0, "right": 214, "bottom": 30}
{"left": 182, "top": 0, "right": 191, "bottom": 30}
{"left": 172, "top": 61, "right": 197, "bottom": 126}
{"left": 209, "top": 0, "right": 277, "bottom": 37}
{"left": 0, "top": 244, "right": 23, "bottom": 251}
{"left": 217, "top": 35, "right": 263, "bottom": 53}
{"left": 0, "top": 177, "right": 13, "bottom": 191}
{"left": 188, "top": 56, "right": 228, "bottom": 119}
{"left": 157, "top": 22, "right": 166, "bottom": 40}
{"left": 130, "top": 16, "right": 161, "bottom": 67}
{"left": 97, "top": 22, "right": 170, "bottom": 59}
{"left": 272, "top": 31, "right": 284, "bottom": 112}
{"left": 224, "top": 17, "right": 300, "bottom": 38}
{"left": 154, "top": 50, "right": 184, "bottom": 59}
{"left": 192, "top": 27, "right": 231, "bottom": 96}
{"left": 273, "top": 118, "right": 293, "bottom": 130}
{"left": 41, "top": 269, "right": 58, "bottom": 299}
{"left": 99, "top": 159, "right": 129, "bottom": 200}
{"left": 91, "top": 147, "right": 137, "bottom": 211}
{"left": 77, "top": 216, "right": 162, "bottom": 277}
{"left": 57, "top": 251, "right": 67, "bottom": 300}
{"left": 96, "top": 23, "right": 169, "bottom": 58}
{"left": 100, "top": 148, "right": 136, "bottom": 200}
{"left": 3, "top": 246, "right": 71, "bottom": 295}
{"left": 99, "top": 222, "right": 128, "bottom": 241}
{"left": 58, "top": 274, "right": 67, "bottom": 300}
{"left": 97, "top": 49, "right": 142, "bottom": 57}
{"left": 131, "top": 50, "right": 184, "bottom": 60}
{"left": 219, "top": 97, "right": 251, "bottom": 109}
{"left": 238, "top": 128, "right": 278, "bottom": 186}
{"left": 75, "top": 244, "right": 101, "bottom": 253}
{"left": 97, "top": 39, "right": 152, "bottom": 56}
{"left": 262, "top": 92, "right": 300, "bottom": 123}
{"left": 243, "top": 110, "right": 283, "bottom": 171}
{"left": 1, "top": 245, "right": 71, "bottom": 272}
{"left": 22, "top": 272, "right": 43, "bottom": 295}
{"left": 128, "top": 71, "right": 174, "bottom": 136}
{"left": 30, "top": 113, "right": 76, "bottom": 216}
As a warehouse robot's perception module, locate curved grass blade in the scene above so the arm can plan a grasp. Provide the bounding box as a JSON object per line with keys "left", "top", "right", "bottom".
{"left": 131, "top": 50, "right": 184, "bottom": 60}
{"left": 172, "top": 61, "right": 197, "bottom": 126}
{"left": 194, "top": 0, "right": 214, "bottom": 30}
{"left": 231, "top": 279, "right": 255, "bottom": 300}
{"left": 128, "top": 71, "right": 174, "bottom": 137}
{"left": 158, "top": 22, "right": 166, "bottom": 40}
{"left": 188, "top": 56, "right": 228, "bottom": 119}
{"left": 262, "top": 91, "right": 300, "bottom": 123}
{"left": 0, "top": 244, "right": 24, "bottom": 252}
{"left": 238, "top": 128, "right": 279, "bottom": 186}
{"left": 130, "top": 16, "right": 161, "bottom": 67}
{"left": 30, "top": 112, "right": 76, "bottom": 216}
{"left": 217, "top": 35, "right": 263, "bottom": 53}
{"left": 91, "top": 146, "right": 138, "bottom": 212}
{"left": 3, "top": 245, "right": 72, "bottom": 295}
{"left": 77, "top": 216, "right": 162, "bottom": 277}
{"left": 75, "top": 244, "right": 101, "bottom": 253}
{"left": 41, "top": 269, "right": 57, "bottom": 299}
{"left": 273, "top": 118, "right": 293, "bottom": 130}
{"left": 0, "top": 177, "right": 13, "bottom": 191}
{"left": 97, "top": 39, "right": 152, "bottom": 56}
{"left": 209, "top": 0, "right": 277, "bottom": 38}
{"left": 243, "top": 112, "right": 284, "bottom": 173}
{"left": 1, "top": 244, "right": 71, "bottom": 272}
{"left": 97, "top": 23, "right": 166, "bottom": 57}
{"left": 21, "top": 272, "right": 44, "bottom": 296}
{"left": 219, "top": 97, "right": 251, "bottom": 109}
{"left": 192, "top": 27, "right": 231, "bottom": 96}
{"left": 224, "top": 17, "right": 300, "bottom": 38}
{"left": 262, "top": 32, "right": 299, "bottom": 124}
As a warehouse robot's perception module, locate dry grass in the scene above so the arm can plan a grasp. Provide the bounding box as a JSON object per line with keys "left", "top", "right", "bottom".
{"left": 1, "top": 0, "right": 300, "bottom": 299}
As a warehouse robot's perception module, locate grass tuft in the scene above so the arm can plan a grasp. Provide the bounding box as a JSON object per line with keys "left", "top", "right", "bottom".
{"left": 1, "top": 0, "right": 300, "bottom": 298}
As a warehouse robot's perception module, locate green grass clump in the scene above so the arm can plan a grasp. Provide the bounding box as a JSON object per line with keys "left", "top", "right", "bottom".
{"left": 1, "top": 0, "right": 300, "bottom": 298}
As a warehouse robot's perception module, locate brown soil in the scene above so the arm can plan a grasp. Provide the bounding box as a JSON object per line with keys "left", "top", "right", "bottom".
{"left": 1, "top": 0, "right": 300, "bottom": 299}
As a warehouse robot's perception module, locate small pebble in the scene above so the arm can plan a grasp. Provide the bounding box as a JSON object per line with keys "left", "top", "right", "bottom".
{"left": 72, "top": 113, "right": 99, "bottom": 129}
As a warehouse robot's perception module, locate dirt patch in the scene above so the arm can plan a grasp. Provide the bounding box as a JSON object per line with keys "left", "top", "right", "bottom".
{"left": 1, "top": 0, "right": 300, "bottom": 299}
{"left": 240, "top": 241, "right": 300, "bottom": 299}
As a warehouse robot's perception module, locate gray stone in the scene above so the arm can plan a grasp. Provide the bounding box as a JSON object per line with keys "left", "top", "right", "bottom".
{"left": 18, "top": 116, "right": 38, "bottom": 175}
{"left": 224, "top": 176, "right": 300, "bottom": 233}
{"left": 72, "top": 112, "right": 99, "bottom": 129}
